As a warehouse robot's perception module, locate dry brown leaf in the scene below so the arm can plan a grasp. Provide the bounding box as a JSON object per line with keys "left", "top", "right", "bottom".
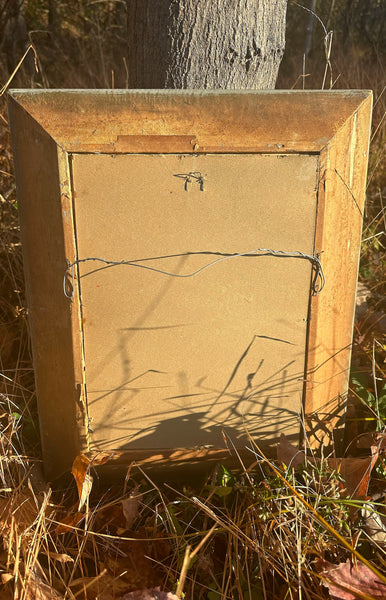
{"left": 277, "top": 434, "right": 378, "bottom": 499}
{"left": 90, "top": 529, "right": 167, "bottom": 595}
{"left": 316, "top": 558, "right": 386, "bottom": 600}
{"left": 362, "top": 499, "right": 386, "bottom": 546}
{"left": 103, "top": 538, "right": 158, "bottom": 592}
{"left": 121, "top": 588, "right": 180, "bottom": 600}
{"left": 24, "top": 572, "right": 65, "bottom": 600}
{"left": 122, "top": 491, "right": 142, "bottom": 529}
{"left": 46, "top": 551, "right": 74, "bottom": 563}
{"left": 72, "top": 454, "right": 93, "bottom": 511}
{"left": 329, "top": 452, "right": 378, "bottom": 499}
{"left": 0, "top": 575, "right": 14, "bottom": 600}
{"left": 0, "top": 492, "right": 38, "bottom": 531}
{"left": 1, "top": 573, "right": 13, "bottom": 584}
{"left": 70, "top": 572, "right": 116, "bottom": 600}
{"left": 70, "top": 558, "right": 168, "bottom": 600}
{"left": 55, "top": 511, "right": 85, "bottom": 534}
{"left": 95, "top": 502, "right": 128, "bottom": 534}
{"left": 71, "top": 452, "right": 113, "bottom": 511}
{"left": 356, "top": 432, "right": 386, "bottom": 450}
{"left": 277, "top": 433, "right": 306, "bottom": 468}
{"left": 79, "top": 471, "right": 93, "bottom": 511}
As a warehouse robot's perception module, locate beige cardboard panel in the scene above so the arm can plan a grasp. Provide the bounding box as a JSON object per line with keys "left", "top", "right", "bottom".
{"left": 72, "top": 154, "right": 317, "bottom": 256}
{"left": 71, "top": 154, "right": 318, "bottom": 450}
{"left": 79, "top": 260, "right": 310, "bottom": 449}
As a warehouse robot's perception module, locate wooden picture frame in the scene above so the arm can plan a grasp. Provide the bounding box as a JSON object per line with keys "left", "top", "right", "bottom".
{"left": 9, "top": 90, "right": 372, "bottom": 478}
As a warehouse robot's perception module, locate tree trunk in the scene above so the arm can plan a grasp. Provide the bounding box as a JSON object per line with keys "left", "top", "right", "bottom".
{"left": 1, "top": 0, "right": 34, "bottom": 77}
{"left": 48, "top": 0, "right": 61, "bottom": 39}
{"left": 126, "top": 0, "right": 288, "bottom": 89}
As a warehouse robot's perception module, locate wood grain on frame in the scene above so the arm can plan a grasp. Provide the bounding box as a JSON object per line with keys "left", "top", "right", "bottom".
{"left": 304, "top": 93, "right": 373, "bottom": 446}
{"left": 9, "top": 89, "right": 370, "bottom": 153}
{"left": 8, "top": 100, "right": 86, "bottom": 478}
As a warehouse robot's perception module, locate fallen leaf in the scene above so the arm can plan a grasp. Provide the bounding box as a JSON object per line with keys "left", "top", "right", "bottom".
{"left": 327, "top": 455, "right": 377, "bottom": 499}
{"left": 72, "top": 454, "right": 93, "bottom": 511}
{"left": 0, "top": 492, "right": 37, "bottom": 531}
{"left": 122, "top": 490, "right": 142, "bottom": 529}
{"left": 103, "top": 536, "right": 159, "bottom": 592}
{"left": 70, "top": 571, "right": 115, "bottom": 600}
{"left": 55, "top": 510, "right": 84, "bottom": 534}
{"left": 277, "top": 434, "right": 306, "bottom": 468}
{"left": 46, "top": 551, "right": 74, "bottom": 563}
{"left": 0, "top": 573, "right": 14, "bottom": 600}
{"left": 121, "top": 588, "right": 180, "bottom": 600}
{"left": 24, "top": 572, "right": 65, "bottom": 600}
{"left": 95, "top": 502, "right": 128, "bottom": 534}
{"left": 316, "top": 558, "right": 386, "bottom": 600}
{"left": 362, "top": 498, "right": 386, "bottom": 546}
{"left": 78, "top": 471, "right": 93, "bottom": 511}
{"left": 70, "top": 552, "right": 169, "bottom": 600}
{"left": 356, "top": 432, "right": 386, "bottom": 450}
{"left": 277, "top": 434, "right": 378, "bottom": 499}
{"left": 71, "top": 452, "right": 112, "bottom": 511}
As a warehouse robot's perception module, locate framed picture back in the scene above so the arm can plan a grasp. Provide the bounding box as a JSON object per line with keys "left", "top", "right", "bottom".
{"left": 8, "top": 90, "right": 372, "bottom": 478}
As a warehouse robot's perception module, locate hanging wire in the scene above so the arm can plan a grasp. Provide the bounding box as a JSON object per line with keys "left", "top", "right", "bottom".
{"left": 63, "top": 248, "right": 325, "bottom": 300}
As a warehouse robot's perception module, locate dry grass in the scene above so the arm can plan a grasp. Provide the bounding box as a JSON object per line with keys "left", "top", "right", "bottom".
{"left": 0, "top": 420, "right": 385, "bottom": 599}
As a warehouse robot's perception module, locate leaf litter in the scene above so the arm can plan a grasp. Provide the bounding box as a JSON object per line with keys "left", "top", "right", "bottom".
{"left": 277, "top": 433, "right": 380, "bottom": 499}
{"left": 316, "top": 559, "right": 386, "bottom": 600}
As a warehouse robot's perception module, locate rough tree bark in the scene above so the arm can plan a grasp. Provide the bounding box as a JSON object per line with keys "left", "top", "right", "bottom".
{"left": 126, "top": 0, "right": 288, "bottom": 89}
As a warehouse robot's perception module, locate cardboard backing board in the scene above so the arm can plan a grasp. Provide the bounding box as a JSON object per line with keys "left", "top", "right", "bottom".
{"left": 71, "top": 153, "right": 318, "bottom": 451}
{"left": 8, "top": 90, "right": 372, "bottom": 477}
